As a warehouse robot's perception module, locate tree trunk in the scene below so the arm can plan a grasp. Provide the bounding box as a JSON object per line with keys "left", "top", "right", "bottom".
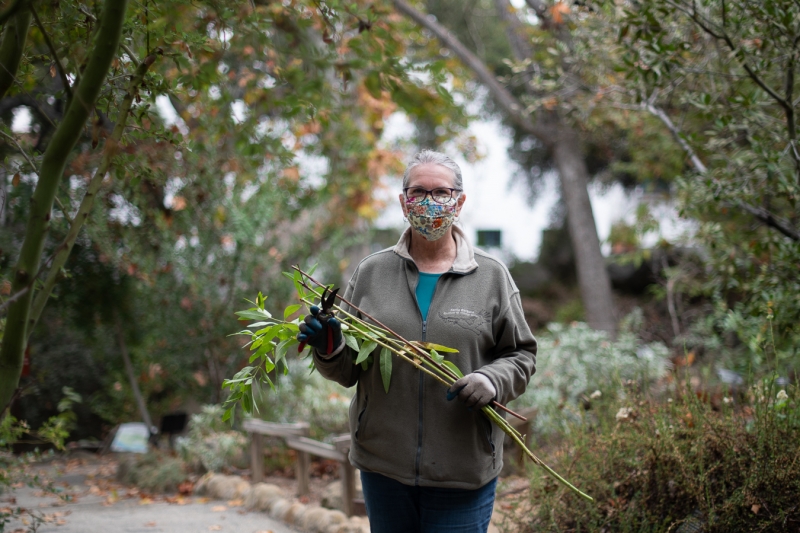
{"left": 551, "top": 127, "right": 617, "bottom": 334}
{"left": 395, "top": 0, "right": 617, "bottom": 335}
{"left": 117, "top": 317, "right": 154, "bottom": 432}
{"left": 0, "top": 0, "right": 129, "bottom": 414}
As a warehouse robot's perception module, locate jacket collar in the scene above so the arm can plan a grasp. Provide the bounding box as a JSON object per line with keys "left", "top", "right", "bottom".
{"left": 393, "top": 226, "right": 479, "bottom": 274}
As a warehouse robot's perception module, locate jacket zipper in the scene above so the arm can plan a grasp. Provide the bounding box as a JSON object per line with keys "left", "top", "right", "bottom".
{"left": 412, "top": 270, "right": 442, "bottom": 486}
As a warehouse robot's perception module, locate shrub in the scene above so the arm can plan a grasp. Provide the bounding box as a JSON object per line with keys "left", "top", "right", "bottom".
{"left": 117, "top": 452, "right": 187, "bottom": 493}
{"left": 509, "top": 313, "right": 671, "bottom": 436}
{"left": 175, "top": 405, "right": 248, "bottom": 473}
{"left": 515, "top": 381, "right": 800, "bottom": 532}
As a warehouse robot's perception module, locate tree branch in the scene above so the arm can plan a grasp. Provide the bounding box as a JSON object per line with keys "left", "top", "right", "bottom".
{"left": 730, "top": 201, "right": 800, "bottom": 242}
{"left": 0, "top": 0, "right": 130, "bottom": 413}
{"left": 28, "top": 54, "right": 158, "bottom": 334}
{"left": 666, "top": 1, "right": 793, "bottom": 122}
{"left": 645, "top": 103, "right": 800, "bottom": 242}
{"left": 524, "top": 0, "right": 548, "bottom": 20}
{"left": 644, "top": 102, "right": 708, "bottom": 173}
{"left": 0, "top": 0, "right": 24, "bottom": 27}
{"left": 29, "top": 4, "right": 72, "bottom": 105}
{"left": 0, "top": 2, "right": 30, "bottom": 100}
{"left": 391, "top": 0, "right": 550, "bottom": 142}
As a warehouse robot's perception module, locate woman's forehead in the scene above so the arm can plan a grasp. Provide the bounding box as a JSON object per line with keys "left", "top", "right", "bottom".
{"left": 406, "top": 164, "right": 457, "bottom": 187}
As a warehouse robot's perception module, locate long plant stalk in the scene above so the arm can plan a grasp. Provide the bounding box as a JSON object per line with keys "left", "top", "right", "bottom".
{"left": 293, "top": 266, "right": 528, "bottom": 422}
{"left": 291, "top": 267, "right": 593, "bottom": 502}
{"left": 224, "top": 268, "right": 593, "bottom": 502}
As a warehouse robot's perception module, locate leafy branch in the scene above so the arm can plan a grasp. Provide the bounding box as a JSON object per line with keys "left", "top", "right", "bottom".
{"left": 223, "top": 266, "right": 594, "bottom": 502}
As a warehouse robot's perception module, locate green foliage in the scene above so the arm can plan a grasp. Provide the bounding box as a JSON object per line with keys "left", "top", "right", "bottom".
{"left": 0, "top": 387, "right": 81, "bottom": 451}
{"left": 509, "top": 314, "right": 671, "bottom": 436}
{"left": 518, "top": 381, "right": 800, "bottom": 532}
{"left": 175, "top": 405, "right": 248, "bottom": 473}
{"left": 605, "top": 0, "right": 800, "bottom": 373}
{"left": 2, "top": 0, "right": 471, "bottom": 425}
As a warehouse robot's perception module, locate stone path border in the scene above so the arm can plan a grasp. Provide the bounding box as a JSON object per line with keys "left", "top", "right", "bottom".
{"left": 194, "top": 473, "right": 370, "bottom": 533}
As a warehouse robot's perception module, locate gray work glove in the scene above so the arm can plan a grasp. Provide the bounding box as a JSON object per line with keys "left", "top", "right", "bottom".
{"left": 446, "top": 373, "right": 497, "bottom": 408}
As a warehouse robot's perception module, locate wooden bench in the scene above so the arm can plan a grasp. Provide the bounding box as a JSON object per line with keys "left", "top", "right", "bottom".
{"left": 243, "top": 419, "right": 360, "bottom": 516}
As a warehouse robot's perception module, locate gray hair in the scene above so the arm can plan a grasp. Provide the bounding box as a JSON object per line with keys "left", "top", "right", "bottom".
{"left": 402, "top": 150, "right": 463, "bottom": 191}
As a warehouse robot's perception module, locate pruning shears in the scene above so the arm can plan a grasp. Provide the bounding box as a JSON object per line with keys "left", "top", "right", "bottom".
{"left": 298, "top": 286, "right": 340, "bottom": 353}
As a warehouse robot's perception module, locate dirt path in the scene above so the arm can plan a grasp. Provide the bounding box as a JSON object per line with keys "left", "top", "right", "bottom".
{"left": 1, "top": 455, "right": 297, "bottom": 533}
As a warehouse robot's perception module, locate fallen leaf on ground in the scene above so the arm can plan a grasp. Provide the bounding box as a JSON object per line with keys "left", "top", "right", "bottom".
{"left": 226, "top": 499, "right": 243, "bottom": 507}
{"left": 211, "top": 505, "right": 227, "bottom": 512}
{"left": 209, "top": 526, "right": 222, "bottom": 531}
{"left": 145, "top": 521, "right": 157, "bottom": 527}
{"left": 178, "top": 481, "right": 194, "bottom": 495}
{"left": 752, "top": 504, "right": 761, "bottom": 514}
{"left": 139, "top": 497, "right": 154, "bottom": 505}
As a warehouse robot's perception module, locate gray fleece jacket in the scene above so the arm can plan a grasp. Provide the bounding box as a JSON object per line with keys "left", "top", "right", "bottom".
{"left": 313, "top": 226, "right": 537, "bottom": 489}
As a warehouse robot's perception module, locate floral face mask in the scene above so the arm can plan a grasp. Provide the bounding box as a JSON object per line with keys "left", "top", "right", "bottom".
{"left": 405, "top": 197, "right": 458, "bottom": 241}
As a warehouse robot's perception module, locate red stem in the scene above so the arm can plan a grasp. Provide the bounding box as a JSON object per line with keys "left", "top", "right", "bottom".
{"left": 293, "top": 266, "right": 527, "bottom": 423}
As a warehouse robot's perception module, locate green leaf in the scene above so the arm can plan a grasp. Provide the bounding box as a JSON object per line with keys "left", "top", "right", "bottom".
{"left": 284, "top": 304, "right": 302, "bottom": 320}
{"left": 236, "top": 308, "right": 272, "bottom": 321}
{"left": 379, "top": 347, "right": 392, "bottom": 393}
{"left": 344, "top": 334, "right": 360, "bottom": 351}
{"left": 356, "top": 340, "right": 377, "bottom": 365}
{"left": 365, "top": 71, "right": 382, "bottom": 98}
{"left": 430, "top": 348, "right": 444, "bottom": 364}
{"left": 442, "top": 360, "right": 464, "bottom": 379}
{"left": 422, "top": 342, "right": 458, "bottom": 353}
{"left": 275, "top": 338, "right": 294, "bottom": 363}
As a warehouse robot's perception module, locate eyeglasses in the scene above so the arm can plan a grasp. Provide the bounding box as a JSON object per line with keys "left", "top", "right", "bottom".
{"left": 403, "top": 187, "right": 462, "bottom": 205}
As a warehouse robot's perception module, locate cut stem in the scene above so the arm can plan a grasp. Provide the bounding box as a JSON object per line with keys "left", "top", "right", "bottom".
{"left": 294, "top": 266, "right": 527, "bottom": 422}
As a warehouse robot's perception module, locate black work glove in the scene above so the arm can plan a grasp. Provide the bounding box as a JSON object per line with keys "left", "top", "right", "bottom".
{"left": 447, "top": 373, "right": 497, "bottom": 408}
{"left": 297, "top": 305, "right": 344, "bottom": 357}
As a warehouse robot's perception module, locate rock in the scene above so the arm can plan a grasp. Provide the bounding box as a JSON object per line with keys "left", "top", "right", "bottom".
{"left": 297, "top": 506, "right": 328, "bottom": 532}
{"left": 332, "top": 516, "right": 371, "bottom": 533}
{"left": 244, "top": 483, "right": 285, "bottom": 512}
{"left": 201, "top": 474, "right": 251, "bottom": 500}
{"left": 269, "top": 498, "right": 293, "bottom": 522}
{"left": 282, "top": 502, "right": 307, "bottom": 525}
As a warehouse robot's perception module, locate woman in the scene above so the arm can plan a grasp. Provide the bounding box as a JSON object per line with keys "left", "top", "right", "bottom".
{"left": 297, "top": 150, "right": 537, "bottom": 532}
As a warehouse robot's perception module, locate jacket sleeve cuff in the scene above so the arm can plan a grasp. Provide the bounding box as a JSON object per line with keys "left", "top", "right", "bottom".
{"left": 315, "top": 337, "right": 346, "bottom": 360}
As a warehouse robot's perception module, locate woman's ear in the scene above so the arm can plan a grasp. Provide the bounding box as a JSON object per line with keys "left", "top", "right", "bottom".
{"left": 398, "top": 193, "right": 408, "bottom": 216}
{"left": 455, "top": 193, "right": 466, "bottom": 216}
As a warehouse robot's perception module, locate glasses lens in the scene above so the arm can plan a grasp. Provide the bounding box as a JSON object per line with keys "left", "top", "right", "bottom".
{"left": 432, "top": 188, "right": 454, "bottom": 203}
{"left": 406, "top": 187, "right": 427, "bottom": 202}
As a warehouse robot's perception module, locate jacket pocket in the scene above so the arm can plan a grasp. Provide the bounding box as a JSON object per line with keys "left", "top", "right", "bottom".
{"left": 355, "top": 394, "right": 369, "bottom": 441}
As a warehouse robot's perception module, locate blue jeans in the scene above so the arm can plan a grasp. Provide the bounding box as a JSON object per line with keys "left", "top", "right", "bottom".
{"left": 360, "top": 471, "right": 497, "bottom": 533}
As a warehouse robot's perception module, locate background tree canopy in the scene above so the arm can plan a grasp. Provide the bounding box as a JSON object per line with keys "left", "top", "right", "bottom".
{"left": 0, "top": 0, "right": 797, "bottom": 479}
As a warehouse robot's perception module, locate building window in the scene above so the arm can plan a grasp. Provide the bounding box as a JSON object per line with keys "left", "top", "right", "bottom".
{"left": 477, "top": 230, "right": 502, "bottom": 248}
